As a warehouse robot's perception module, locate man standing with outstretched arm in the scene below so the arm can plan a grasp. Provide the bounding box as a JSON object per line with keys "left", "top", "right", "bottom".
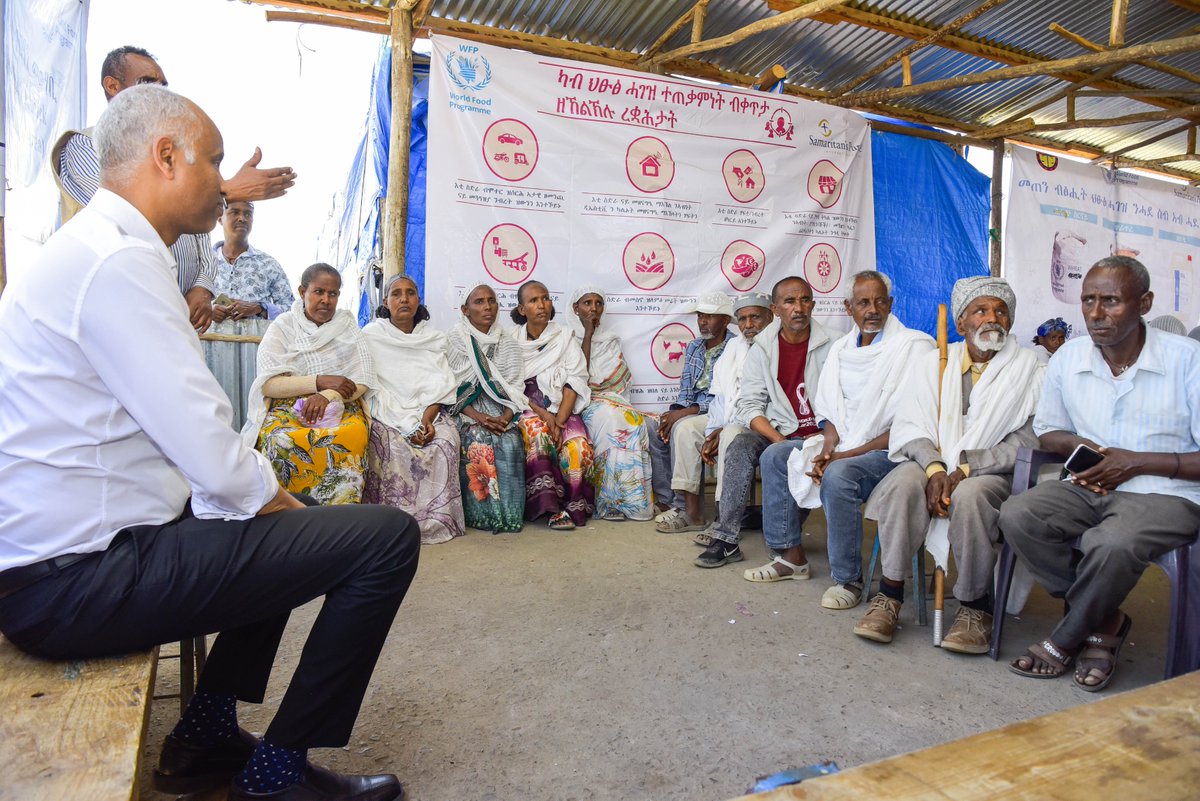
{"left": 1002, "top": 256, "right": 1200, "bottom": 692}
{"left": 1, "top": 86, "right": 412, "bottom": 801}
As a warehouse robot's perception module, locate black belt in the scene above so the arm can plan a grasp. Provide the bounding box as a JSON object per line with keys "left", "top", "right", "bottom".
{"left": 0, "top": 553, "right": 92, "bottom": 601}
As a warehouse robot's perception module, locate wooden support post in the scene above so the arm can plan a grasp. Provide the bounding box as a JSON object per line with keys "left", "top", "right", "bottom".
{"left": 1110, "top": 0, "right": 1130, "bottom": 47}
{"left": 990, "top": 142, "right": 1003, "bottom": 278}
{"left": 384, "top": 1, "right": 416, "bottom": 281}
{"left": 413, "top": 0, "right": 434, "bottom": 28}
{"left": 832, "top": 33, "right": 1200, "bottom": 107}
{"left": 1066, "top": 92, "right": 1075, "bottom": 121}
{"left": 1190, "top": 126, "right": 1197, "bottom": 154}
{"left": 753, "top": 64, "right": 788, "bottom": 92}
{"left": 901, "top": 55, "right": 912, "bottom": 87}
{"left": 691, "top": 0, "right": 708, "bottom": 44}
{"left": 646, "top": 0, "right": 851, "bottom": 66}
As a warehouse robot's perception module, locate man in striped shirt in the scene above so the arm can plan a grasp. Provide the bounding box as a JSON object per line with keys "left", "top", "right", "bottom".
{"left": 52, "top": 45, "right": 296, "bottom": 333}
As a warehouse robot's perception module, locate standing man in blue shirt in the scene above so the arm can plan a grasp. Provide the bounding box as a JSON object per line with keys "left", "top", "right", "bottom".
{"left": 1002, "top": 255, "right": 1200, "bottom": 692}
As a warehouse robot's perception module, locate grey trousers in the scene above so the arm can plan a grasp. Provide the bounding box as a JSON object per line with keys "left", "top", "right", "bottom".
{"left": 998, "top": 481, "right": 1200, "bottom": 649}
{"left": 867, "top": 461, "right": 1011, "bottom": 603}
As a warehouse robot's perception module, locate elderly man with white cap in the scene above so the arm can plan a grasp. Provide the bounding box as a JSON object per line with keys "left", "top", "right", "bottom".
{"left": 853, "top": 275, "right": 1043, "bottom": 655}
{"left": 696, "top": 276, "right": 834, "bottom": 567}
{"left": 651, "top": 291, "right": 735, "bottom": 532}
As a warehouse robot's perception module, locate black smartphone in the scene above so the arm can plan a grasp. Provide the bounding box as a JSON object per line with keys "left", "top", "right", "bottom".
{"left": 1064, "top": 443, "right": 1105, "bottom": 475}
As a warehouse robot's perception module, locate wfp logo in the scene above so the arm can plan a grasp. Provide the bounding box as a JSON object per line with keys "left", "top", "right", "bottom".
{"left": 446, "top": 50, "right": 493, "bottom": 92}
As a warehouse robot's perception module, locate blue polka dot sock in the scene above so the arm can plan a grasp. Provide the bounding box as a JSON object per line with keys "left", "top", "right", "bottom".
{"left": 234, "top": 740, "right": 308, "bottom": 794}
{"left": 169, "top": 691, "right": 238, "bottom": 746}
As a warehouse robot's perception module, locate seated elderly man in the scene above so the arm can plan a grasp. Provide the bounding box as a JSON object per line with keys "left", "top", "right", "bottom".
{"left": 696, "top": 277, "right": 833, "bottom": 568}
{"left": 853, "top": 276, "right": 1043, "bottom": 654}
{"left": 0, "top": 86, "right": 412, "bottom": 801}
{"left": 774, "top": 271, "right": 934, "bottom": 609}
{"left": 691, "top": 292, "right": 774, "bottom": 547}
{"left": 650, "top": 292, "right": 734, "bottom": 533}
{"left": 1001, "top": 256, "right": 1200, "bottom": 692}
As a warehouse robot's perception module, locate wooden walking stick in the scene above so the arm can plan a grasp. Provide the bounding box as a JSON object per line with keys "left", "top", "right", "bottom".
{"left": 933, "top": 303, "right": 949, "bottom": 646}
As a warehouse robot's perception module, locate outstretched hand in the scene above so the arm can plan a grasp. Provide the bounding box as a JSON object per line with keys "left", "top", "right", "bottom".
{"left": 222, "top": 147, "right": 297, "bottom": 203}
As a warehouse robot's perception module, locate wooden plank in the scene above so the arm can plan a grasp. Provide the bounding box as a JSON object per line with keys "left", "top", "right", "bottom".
{"left": 0, "top": 636, "right": 157, "bottom": 801}
{"left": 385, "top": 2, "right": 415, "bottom": 280}
{"left": 729, "top": 671, "right": 1200, "bottom": 801}
{"left": 265, "top": 9, "right": 388, "bottom": 35}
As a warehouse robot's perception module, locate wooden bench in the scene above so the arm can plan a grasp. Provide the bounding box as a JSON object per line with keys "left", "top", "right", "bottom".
{"left": 730, "top": 670, "right": 1200, "bottom": 800}
{"left": 0, "top": 635, "right": 157, "bottom": 801}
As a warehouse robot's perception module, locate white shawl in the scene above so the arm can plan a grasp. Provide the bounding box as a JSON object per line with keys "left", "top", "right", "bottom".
{"left": 709, "top": 334, "right": 753, "bottom": 419}
{"left": 240, "top": 301, "right": 376, "bottom": 447}
{"left": 888, "top": 337, "right": 1045, "bottom": 569}
{"left": 513, "top": 321, "right": 591, "bottom": 414}
{"left": 362, "top": 319, "right": 457, "bottom": 435}
{"left": 447, "top": 315, "right": 529, "bottom": 414}
{"left": 814, "top": 314, "right": 935, "bottom": 450}
{"left": 568, "top": 285, "right": 624, "bottom": 385}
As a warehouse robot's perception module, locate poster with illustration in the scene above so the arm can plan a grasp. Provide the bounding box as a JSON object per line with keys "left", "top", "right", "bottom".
{"left": 1006, "top": 146, "right": 1200, "bottom": 346}
{"left": 426, "top": 36, "right": 875, "bottom": 409}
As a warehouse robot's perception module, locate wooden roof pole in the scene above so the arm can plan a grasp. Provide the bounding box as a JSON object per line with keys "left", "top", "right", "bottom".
{"left": 982, "top": 103, "right": 1200, "bottom": 139}
{"left": 384, "top": 0, "right": 417, "bottom": 281}
{"left": 639, "top": 4, "right": 697, "bottom": 64}
{"left": 990, "top": 142, "right": 1003, "bottom": 278}
{"left": 1109, "top": 0, "right": 1130, "bottom": 47}
{"left": 692, "top": 0, "right": 708, "bottom": 43}
{"left": 1049, "top": 23, "right": 1200, "bottom": 87}
{"left": 1089, "top": 118, "right": 1199, "bottom": 162}
{"left": 832, "top": 0, "right": 1013, "bottom": 96}
{"left": 265, "top": 10, "right": 388, "bottom": 33}
{"left": 646, "top": 0, "right": 851, "bottom": 66}
{"left": 832, "top": 33, "right": 1200, "bottom": 106}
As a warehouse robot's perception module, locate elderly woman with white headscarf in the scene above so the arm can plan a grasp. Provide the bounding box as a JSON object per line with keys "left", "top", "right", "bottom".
{"left": 511, "top": 280, "right": 595, "bottom": 530}
{"left": 362, "top": 275, "right": 465, "bottom": 544}
{"left": 242, "top": 263, "right": 375, "bottom": 505}
{"left": 445, "top": 283, "right": 529, "bottom": 533}
{"left": 571, "top": 284, "right": 654, "bottom": 521}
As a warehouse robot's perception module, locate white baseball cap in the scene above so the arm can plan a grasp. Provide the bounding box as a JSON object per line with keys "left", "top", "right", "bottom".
{"left": 684, "top": 291, "right": 733, "bottom": 317}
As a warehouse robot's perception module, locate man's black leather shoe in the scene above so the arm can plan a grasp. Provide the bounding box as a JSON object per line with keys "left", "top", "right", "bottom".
{"left": 227, "top": 763, "right": 404, "bottom": 801}
{"left": 153, "top": 727, "right": 258, "bottom": 794}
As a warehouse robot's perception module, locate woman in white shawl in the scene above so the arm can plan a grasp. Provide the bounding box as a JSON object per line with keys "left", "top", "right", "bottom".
{"left": 362, "top": 275, "right": 464, "bottom": 544}
{"left": 511, "top": 280, "right": 595, "bottom": 530}
{"left": 445, "top": 283, "right": 529, "bottom": 533}
{"left": 571, "top": 285, "right": 654, "bottom": 521}
{"left": 242, "top": 263, "right": 375, "bottom": 505}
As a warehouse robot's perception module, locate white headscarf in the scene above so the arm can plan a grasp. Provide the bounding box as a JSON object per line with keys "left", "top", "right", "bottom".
{"left": 241, "top": 299, "right": 376, "bottom": 446}
{"left": 363, "top": 318, "right": 457, "bottom": 435}
{"left": 567, "top": 284, "right": 624, "bottom": 385}
{"left": 513, "top": 319, "right": 591, "bottom": 414}
{"left": 447, "top": 283, "right": 529, "bottom": 413}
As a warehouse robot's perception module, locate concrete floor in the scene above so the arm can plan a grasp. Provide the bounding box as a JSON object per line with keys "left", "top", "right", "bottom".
{"left": 141, "top": 512, "right": 1174, "bottom": 801}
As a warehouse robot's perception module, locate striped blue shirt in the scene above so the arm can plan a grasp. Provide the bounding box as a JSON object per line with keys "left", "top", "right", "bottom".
{"left": 59, "top": 132, "right": 217, "bottom": 296}
{"left": 1034, "top": 324, "right": 1200, "bottom": 504}
{"left": 673, "top": 331, "right": 733, "bottom": 413}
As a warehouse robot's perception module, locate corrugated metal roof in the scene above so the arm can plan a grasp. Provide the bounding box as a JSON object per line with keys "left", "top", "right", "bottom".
{"left": 253, "top": 0, "right": 1200, "bottom": 180}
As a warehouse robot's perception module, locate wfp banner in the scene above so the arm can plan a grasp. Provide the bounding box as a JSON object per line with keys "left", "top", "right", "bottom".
{"left": 1006, "top": 146, "right": 1200, "bottom": 343}
{"left": 426, "top": 36, "right": 874, "bottom": 410}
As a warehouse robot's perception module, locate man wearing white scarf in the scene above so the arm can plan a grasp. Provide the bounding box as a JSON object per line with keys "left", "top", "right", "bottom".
{"left": 696, "top": 277, "right": 833, "bottom": 569}
{"left": 777, "top": 272, "right": 934, "bottom": 610}
{"left": 855, "top": 276, "right": 1043, "bottom": 655}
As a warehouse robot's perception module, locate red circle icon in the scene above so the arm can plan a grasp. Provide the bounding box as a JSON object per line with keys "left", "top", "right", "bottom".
{"left": 623, "top": 232, "right": 675, "bottom": 291}
{"left": 803, "top": 243, "right": 842, "bottom": 294}
{"left": 807, "top": 159, "right": 845, "bottom": 209}
{"left": 720, "top": 240, "right": 766, "bottom": 292}
{"left": 650, "top": 322, "right": 695, "bottom": 380}
{"left": 482, "top": 119, "right": 538, "bottom": 182}
{"left": 625, "top": 136, "right": 675, "bottom": 194}
{"left": 722, "top": 150, "right": 765, "bottom": 203}
{"left": 481, "top": 224, "right": 538, "bottom": 285}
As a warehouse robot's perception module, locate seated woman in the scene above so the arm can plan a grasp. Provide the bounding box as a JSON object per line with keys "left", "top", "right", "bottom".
{"left": 242, "top": 263, "right": 375, "bottom": 505}
{"left": 445, "top": 283, "right": 529, "bottom": 534}
{"left": 363, "top": 275, "right": 464, "bottom": 544}
{"left": 511, "top": 280, "right": 595, "bottom": 530}
{"left": 570, "top": 285, "right": 654, "bottom": 521}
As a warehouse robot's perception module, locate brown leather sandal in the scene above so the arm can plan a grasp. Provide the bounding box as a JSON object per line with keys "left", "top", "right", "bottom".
{"left": 1009, "top": 639, "right": 1074, "bottom": 679}
{"left": 1073, "top": 614, "right": 1132, "bottom": 693}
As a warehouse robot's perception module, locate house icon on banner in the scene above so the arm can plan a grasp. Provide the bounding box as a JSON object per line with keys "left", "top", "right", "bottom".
{"left": 640, "top": 155, "right": 661, "bottom": 177}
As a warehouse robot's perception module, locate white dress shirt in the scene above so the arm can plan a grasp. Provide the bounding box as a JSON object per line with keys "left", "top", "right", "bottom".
{"left": 0, "top": 190, "right": 279, "bottom": 572}
{"left": 1034, "top": 324, "right": 1200, "bottom": 505}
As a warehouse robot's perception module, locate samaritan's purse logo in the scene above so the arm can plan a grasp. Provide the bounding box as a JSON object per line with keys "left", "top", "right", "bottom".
{"left": 446, "top": 53, "right": 493, "bottom": 91}
{"left": 1036, "top": 153, "right": 1058, "bottom": 171}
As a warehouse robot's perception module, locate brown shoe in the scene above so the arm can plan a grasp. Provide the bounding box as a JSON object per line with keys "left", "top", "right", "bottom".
{"left": 853, "top": 594, "right": 901, "bottom": 643}
{"left": 941, "top": 606, "right": 993, "bottom": 655}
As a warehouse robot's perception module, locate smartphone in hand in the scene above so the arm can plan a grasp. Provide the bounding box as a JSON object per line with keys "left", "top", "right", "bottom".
{"left": 1064, "top": 443, "right": 1105, "bottom": 475}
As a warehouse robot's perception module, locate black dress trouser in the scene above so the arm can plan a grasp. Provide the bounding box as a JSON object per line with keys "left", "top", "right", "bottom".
{"left": 0, "top": 501, "right": 420, "bottom": 749}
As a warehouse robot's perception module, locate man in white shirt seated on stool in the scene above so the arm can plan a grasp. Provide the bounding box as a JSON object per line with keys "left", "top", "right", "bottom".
{"left": 0, "top": 86, "right": 412, "bottom": 801}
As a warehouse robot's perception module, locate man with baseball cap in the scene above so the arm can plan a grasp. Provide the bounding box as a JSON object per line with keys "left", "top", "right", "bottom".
{"left": 696, "top": 277, "right": 834, "bottom": 568}
{"left": 853, "top": 276, "right": 1043, "bottom": 654}
{"left": 650, "top": 291, "right": 734, "bottom": 533}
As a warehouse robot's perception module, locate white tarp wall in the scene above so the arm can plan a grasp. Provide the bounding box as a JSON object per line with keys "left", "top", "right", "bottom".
{"left": 1006, "top": 146, "right": 1200, "bottom": 342}
{"left": 426, "top": 35, "right": 874, "bottom": 410}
